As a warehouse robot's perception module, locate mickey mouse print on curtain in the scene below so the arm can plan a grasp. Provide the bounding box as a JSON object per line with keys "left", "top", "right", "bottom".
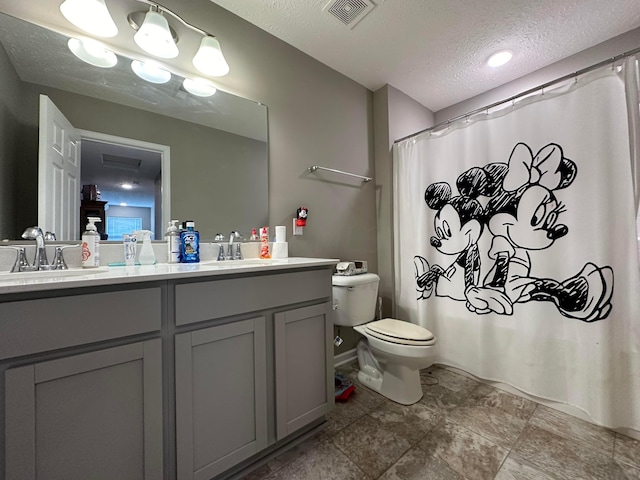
{"left": 414, "top": 142, "right": 614, "bottom": 322}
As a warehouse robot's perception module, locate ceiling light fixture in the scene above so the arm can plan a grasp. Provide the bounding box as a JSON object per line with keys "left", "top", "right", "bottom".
{"left": 131, "top": 60, "right": 172, "bottom": 84}
{"left": 60, "top": 0, "right": 118, "bottom": 38}
{"left": 487, "top": 50, "right": 513, "bottom": 67}
{"left": 120, "top": 183, "right": 134, "bottom": 190}
{"left": 192, "top": 36, "right": 229, "bottom": 77}
{"left": 183, "top": 78, "right": 217, "bottom": 97}
{"left": 133, "top": 8, "right": 179, "bottom": 59}
{"left": 68, "top": 38, "right": 117, "bottom": 68}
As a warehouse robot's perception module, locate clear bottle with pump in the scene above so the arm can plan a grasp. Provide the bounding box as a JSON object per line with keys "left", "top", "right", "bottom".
{"left": 136, "top": 230, "right": 156, "bottom": 265}
{"left": 166, "top": 220, "right": 180, "bottom": 263}
{"left": 180, "top": 221, "right": 200, "bottom": 263}
{"left": 81, "top": 217, "right": 101, "bottom": 268}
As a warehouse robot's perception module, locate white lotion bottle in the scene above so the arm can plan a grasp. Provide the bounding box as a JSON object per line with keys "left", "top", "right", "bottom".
{"left": 81, "top": 217, "right": 101, "bottom": 268}
{"left": 166, "top": 220, "right": 180, "bottom": 263}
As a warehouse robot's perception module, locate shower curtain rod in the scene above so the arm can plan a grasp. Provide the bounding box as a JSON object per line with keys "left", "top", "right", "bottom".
{"left": 395, "top": 45, "right": 640, "bottom": 144}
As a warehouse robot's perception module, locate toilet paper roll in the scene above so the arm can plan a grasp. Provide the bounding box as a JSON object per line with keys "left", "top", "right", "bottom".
{"left": 271, "top": 242, "right": 288, "bottom": 258}
{"left": 275, "top": 225, "right": 286, "bottom": 243}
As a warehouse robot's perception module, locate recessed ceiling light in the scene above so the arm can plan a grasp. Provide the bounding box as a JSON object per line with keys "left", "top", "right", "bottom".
{"left": 487, "top": 50, "right": 513, "bottom": 67}
{"left": 120, "top": 183, "right": 134, "bottom": 190}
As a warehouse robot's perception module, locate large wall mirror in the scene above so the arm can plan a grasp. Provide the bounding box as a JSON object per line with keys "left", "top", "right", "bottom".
{"left": 0, "top": 10, "right": 268, "bottom": 242}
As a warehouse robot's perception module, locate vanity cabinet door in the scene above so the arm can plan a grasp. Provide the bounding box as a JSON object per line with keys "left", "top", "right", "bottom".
{"left": 175, "top": 317, "right": 268, "bottom": 480}
{"left": 4, "top": 339, "right": 163, "bottom": 480}
{"left": 274, "top": 302, "right": 334, "bottom": 440}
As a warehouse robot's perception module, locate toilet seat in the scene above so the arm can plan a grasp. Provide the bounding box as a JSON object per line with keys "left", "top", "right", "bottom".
{"left": 363, "top": 318, "right": 436, "bottom": 346}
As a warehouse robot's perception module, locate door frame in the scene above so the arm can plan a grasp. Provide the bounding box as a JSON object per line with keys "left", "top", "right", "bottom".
{"left": 78, "top": 130, "right": 171, "bottom": 238}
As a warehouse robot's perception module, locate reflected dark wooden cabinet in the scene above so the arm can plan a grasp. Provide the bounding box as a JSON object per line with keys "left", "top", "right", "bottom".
{"left": 80, "top": 200, "right": 108, "bottom": 240}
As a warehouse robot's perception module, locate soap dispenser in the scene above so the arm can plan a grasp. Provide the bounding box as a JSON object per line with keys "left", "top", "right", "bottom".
{"left": 81, "top": 217, "right": 101, "bottom": 268}
{"left": 166, "top": 220, "right": 180, "bottom": 263}
{"left": 137, "top": 230, "right": 156, "bottom": 265}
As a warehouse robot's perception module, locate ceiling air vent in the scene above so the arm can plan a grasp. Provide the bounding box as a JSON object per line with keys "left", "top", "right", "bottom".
{"left": 324, "top": 0, "right": 376, "bottom": 29}
{"left": 102, "top": 154, "right": 141, "bottom": 171}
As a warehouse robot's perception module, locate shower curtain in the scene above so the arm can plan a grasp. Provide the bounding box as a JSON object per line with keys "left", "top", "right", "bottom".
{"left": 393, "top": 61, "right": 640, "bottom": 433}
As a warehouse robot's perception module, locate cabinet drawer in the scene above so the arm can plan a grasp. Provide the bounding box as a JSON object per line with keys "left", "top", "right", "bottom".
{"left": 0, "top": 287, "right": 162, "bottom": 360}
{"left": 175, "top": 268, "right": 332, "bottom": 326}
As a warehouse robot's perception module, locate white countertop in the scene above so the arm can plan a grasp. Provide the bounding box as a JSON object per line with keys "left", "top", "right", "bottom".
{"left": 0, "top": 258, "right": 339, "bottom": 295}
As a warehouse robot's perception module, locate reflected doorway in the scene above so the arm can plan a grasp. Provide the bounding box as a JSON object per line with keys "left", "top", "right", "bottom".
{"left": 79, "top": 132, "right": 170, "bottom": 241}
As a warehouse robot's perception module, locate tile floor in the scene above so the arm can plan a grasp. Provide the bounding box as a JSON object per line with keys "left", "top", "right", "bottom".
{"left": 246, "top": 362, "right": 640, "bottom": 480}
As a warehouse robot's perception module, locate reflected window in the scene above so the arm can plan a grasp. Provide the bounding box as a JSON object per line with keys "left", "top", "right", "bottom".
{"left": 107, "top": 216, "right": 142, "bottom": 241}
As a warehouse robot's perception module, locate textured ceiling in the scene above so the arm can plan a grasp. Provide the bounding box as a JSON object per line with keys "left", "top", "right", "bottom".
{"left": 209, "top": 0, "right": 640, "bottom": 112}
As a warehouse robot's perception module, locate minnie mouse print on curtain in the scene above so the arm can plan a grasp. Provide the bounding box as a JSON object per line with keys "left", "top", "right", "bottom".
{"left": 393, "top": 59, "right": 640, "bottom": 434}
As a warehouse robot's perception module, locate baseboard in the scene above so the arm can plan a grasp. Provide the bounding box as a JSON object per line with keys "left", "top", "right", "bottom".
{"left": 334, "top": 348, "right": 357, "bottom": 367}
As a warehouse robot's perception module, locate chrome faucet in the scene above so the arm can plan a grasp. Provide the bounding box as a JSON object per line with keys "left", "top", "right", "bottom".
{"left": 228, "top": 231, "right": 243, "bottom": 260}
{"left": 2, "top": 227, "right": 76, "bottom": 272}
{"left": 21, "top": 226, "right": 49, "bottom": 270}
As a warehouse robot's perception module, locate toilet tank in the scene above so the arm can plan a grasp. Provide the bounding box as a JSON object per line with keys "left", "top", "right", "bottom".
{"left": 332, "top": 273, "right": 380, "bottom": 326}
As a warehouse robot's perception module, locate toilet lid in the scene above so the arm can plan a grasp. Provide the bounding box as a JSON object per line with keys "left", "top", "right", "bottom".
{"left": 364, "top": 318, "right": 436, "bottom": 346}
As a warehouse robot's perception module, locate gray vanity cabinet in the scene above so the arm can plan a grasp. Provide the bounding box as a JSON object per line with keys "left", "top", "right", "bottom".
{"left": 1, "top": 286, "right": 164, "bottom": 480}
{"left": 173, "top": 267, "right": 334, "bottom": 479}
{"left": 175, "top": 317, "right": 268, "bottom": 480}
{"left": 4, "top": 339, "right": 164, "bottom": 480}
{"left": 274, "top": 302, "right": 334, "bottom": 440}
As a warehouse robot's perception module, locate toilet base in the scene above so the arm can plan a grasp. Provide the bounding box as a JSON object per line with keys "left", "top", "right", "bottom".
{"left": 357, "top": 362, "right": 423, "bottom": 405}
{"left": 355, "top": 350, "right": 424, "bottom": 406}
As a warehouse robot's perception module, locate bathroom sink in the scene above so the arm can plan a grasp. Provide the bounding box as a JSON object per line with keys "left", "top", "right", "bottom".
{"left": 0, "top": 267, "right": 109, "bottom": 282}
{"left": 201, "top": 258, "right": 286, "bottom": 267}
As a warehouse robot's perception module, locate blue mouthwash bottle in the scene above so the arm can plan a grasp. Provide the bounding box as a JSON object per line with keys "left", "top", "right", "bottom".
{"left": 180, "top": 220, "right": 200, "bottom": 263}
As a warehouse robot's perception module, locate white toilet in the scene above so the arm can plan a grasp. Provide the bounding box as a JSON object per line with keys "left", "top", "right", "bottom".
{"left": 332, "top": 273, "right": 437, "bottom": 405}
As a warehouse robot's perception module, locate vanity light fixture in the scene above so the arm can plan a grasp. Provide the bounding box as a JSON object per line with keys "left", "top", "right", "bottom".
{"left": 61, "top": 0, "right": 231, "bottom": 85}
{"left": 60, "top": 0, "right": 118, "bottom": 38}
{"left": 183, "top": 78, "right": 217, "bottom": 97}
{"left": 133, "top": 8, "right": 179, "bottom": 59}
{"left": 131, "top": 60, "right": 171, "bottom": 84}
{"left": 487, "top": 50, "right": 513, "bottom": 67}
{"left": 127, "top": 1, "right": 230, "bottom": 76}
{"left": 68, "top": 38, "right": 117, "bottom": 68}
{"left": 192, "top": 36, "right": 229, "bottom": 77}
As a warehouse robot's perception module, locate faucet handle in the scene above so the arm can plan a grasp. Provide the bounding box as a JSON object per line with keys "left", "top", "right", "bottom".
{"left": 0, "top": 246, "right": 31, "bottom": 272}
{"left": 217, "top": 244, "right": 226, "bottom": 261}
{"left": 51, "top": 244, "right": 79, "bottom": 270}
{"left": 233, "top": 243, "right": 243, "bottom": 261}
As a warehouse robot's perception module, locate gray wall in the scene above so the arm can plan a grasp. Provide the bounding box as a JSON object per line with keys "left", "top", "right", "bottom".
{"left": 332, "top": 85, "right": 434, "bottom": 357}
{"left": 166, "top": 0, "right": 377, "bottom": 265}
{"left": 0, "top": 44, "right": 21, "bottom": 240}
{"left": 377, "top": 84, "right": 435, "bottom": 308}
